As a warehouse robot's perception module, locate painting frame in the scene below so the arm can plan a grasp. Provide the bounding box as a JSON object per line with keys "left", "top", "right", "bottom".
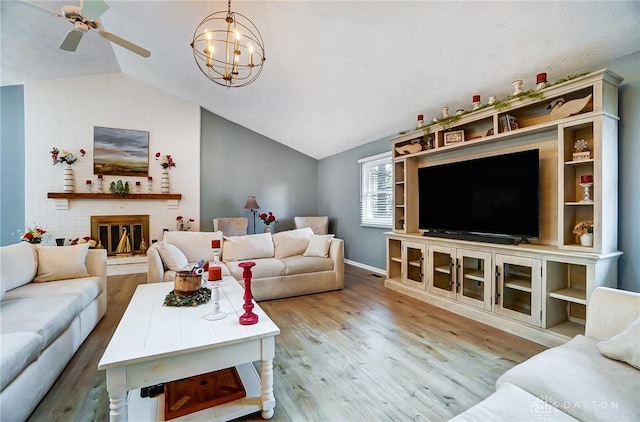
{"left": 444, "top": 130, "right": 465, "bottom": 146}
{"left": 93, "top": 126, "right": 150, "bottom": 177}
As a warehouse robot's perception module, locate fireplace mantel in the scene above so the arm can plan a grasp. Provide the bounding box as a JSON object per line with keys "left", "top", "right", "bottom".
{"left": 47, "top": 192, "right": 181, "bottom": 209}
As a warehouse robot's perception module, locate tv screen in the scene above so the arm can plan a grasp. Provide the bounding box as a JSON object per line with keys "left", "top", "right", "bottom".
{"left": 418, "top": 149, "right": 539, "bottom": 240}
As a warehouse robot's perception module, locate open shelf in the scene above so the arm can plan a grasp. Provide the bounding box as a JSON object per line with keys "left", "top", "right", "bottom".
{"left": 128, "top": 363, "right": 262, "bottom": 421}
{"left": 504, "top": 279, "right": 532, "bottom": 293}
{"left": 550, "top": 288, "right": 587, "bottom": 305}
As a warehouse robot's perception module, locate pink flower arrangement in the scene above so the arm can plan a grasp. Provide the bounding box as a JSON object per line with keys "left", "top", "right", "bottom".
{"left": 50, "top": 147, "right": 86, "bottom": 165}
{"left": 155, "top": 152, "right": 176, "bottom": 170}
{"left": 258, "top": 211, "right": 278, "bottom": 225}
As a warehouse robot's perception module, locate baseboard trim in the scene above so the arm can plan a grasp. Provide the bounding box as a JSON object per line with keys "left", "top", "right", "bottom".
{"left": 344, "top": 259, "right": 386, "bottom": 275}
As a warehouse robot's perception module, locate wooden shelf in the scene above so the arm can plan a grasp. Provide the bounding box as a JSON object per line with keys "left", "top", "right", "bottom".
{"left": 550, "top": 287, "right": 587, "bottom": 305}
{"left": 504, "top": 279, "right": 532, "bottom": 292}
{"left": 47, "top": 192, "right": 182, "bottom": 200}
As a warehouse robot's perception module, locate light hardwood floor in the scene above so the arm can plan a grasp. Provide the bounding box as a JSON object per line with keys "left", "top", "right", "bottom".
{"left": 28, "top": 265, "right": 546, "bottom": 422}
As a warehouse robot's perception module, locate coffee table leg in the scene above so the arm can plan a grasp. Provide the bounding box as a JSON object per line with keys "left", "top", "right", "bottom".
{"left": 109, "top": 394, "right": 128, "bottom": 422}
{"left": 261, "top": 337, "right": 276, "bottom": 419}
{"left": 106, "top": 367, "right": 128, "bottom": 421}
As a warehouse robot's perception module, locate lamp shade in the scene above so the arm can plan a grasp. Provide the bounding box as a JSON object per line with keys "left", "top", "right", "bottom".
{"left": 243, "top": 196, "right": 260, "bottom": 210}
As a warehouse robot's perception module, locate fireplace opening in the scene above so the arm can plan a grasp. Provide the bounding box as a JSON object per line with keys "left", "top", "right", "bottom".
{"left": 91, "top": 215, "right": 150, "bottom": 256}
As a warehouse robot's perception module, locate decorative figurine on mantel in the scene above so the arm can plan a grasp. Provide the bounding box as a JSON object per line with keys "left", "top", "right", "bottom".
{"left": 512, "top": 79, "right": 524, "bottom": 95}
{"left": 573, "top": 139, "right": 590, "bottom": 161}
{"left": 536, "top": 72, "right": 548, "bottom": 91}
{"left": 547, "top": 94, "right": 592, "bottom": 120}
{"left": 441, "top": 106, "right": 449, "bottom": 118}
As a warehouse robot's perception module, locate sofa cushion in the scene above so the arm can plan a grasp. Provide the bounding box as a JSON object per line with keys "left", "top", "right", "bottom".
{"left": 272, "top": 228, "right": 313, "bottom": 259}
{"left": 497, "top": 334, "right": 640, "bottom": 421}
{"left": 156, "top": 241, "right": 189, "bottom": 271}
{"left": 597, "top": 316, "right": 640, "bottom": 369}
{"left": 450, "top": 382, "right": 578, "bottom": 421}
{"left": 0, "top": 332, "right": 45, "bottom": 391}
{"left": 303, "top": 234, "right": 334, "bottom": 258}
{"left": 222, "top": 233, "right": 274, "bottom": 261}
{"left": 225, "top": 258, "right": 285, "bottom": 280}
{"left": 1, "top": 295, "right": 82, "bottom": 348}
{"left": 163, "top": 231, "right": 224, "bottom": 262}
{"left": 3, "top": 277, "right": 104, "bottom": 310}
{"left": 281, "top": 256, "right": 334, "bottom": 276}
{"left": 34, "top": 243, "right": 90, "bottom": 282}
{"left": 0, "top": 242, "right": 38, "bottom": 292}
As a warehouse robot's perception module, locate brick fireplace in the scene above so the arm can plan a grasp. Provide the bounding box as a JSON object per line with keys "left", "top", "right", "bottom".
{"left": 91, "top": 215, "right": 150, "bottom": 256}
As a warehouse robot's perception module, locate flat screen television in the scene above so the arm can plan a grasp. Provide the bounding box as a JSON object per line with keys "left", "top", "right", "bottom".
{"left": 418, "top": 149, "right": 539, "bottom": 243}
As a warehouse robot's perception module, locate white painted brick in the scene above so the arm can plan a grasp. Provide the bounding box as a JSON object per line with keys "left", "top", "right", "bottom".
{"left": 24, "top": 73, "right": 202, "bottom": 243}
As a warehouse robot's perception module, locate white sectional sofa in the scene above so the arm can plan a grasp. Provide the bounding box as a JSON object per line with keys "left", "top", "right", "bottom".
{"left": 0, "top": 242, "right": 107, "bottom": 422}
{"left": 147, "top": 228, "right": 344, "bottom": 301}
{"left": 451, "top": 287, "right": 640, "bottom": 421}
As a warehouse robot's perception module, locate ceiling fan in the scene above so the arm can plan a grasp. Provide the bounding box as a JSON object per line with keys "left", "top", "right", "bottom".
{"left": 24, "top": 0, "right": 150, "bottom": 57}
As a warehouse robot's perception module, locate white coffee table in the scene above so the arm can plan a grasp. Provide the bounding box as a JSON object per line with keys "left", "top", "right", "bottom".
{"left": 98, "top": 276, "right": 280, "bottom": 421}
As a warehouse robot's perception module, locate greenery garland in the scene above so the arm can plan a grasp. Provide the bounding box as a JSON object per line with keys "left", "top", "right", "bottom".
{"left": 396, "top": 71, "right": 591, "bottom": 135}
{"left": 164, "top": 287, "right": 211, "bottom": 307}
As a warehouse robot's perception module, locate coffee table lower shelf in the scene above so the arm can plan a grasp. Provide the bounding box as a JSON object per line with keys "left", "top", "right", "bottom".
{"left": 128, "top": 363, "right": 263, "bottom": 421}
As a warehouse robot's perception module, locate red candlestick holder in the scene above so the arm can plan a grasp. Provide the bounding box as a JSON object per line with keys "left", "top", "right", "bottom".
{"left": 238, "top": 261, "right": 258, "bottom": 325}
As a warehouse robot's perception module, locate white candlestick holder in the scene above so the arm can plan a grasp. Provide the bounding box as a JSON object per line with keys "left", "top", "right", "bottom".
{"left": 579, "top": 182, "right": 593, "bottom": 202}
{"left": 205, "top": 281, "right": 226, "bottom": 321}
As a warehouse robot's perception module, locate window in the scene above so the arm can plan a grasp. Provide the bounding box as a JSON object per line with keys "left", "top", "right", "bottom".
{"left": 359, "top": 151, "right": 392, "bottom": 228}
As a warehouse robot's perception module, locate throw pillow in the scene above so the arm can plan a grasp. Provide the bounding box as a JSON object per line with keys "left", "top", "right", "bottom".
{"left": 0, "top": 242, "right": 38, "bottom": 293}
{"left": 156, "top": 241, "right": 189, "bottom": 271}
{"left": 163, "top": 231, "right": 224, "bottom": 262}
{"left": 272, "top": 227, "right": 313, "bottom": 259}
{"left": 597, "top": 316, "right": 640, "bottom": 369}
{"left": 34, "top": 243, "right": 90, "bottom": 282}
{"left": 222, "top": 233, "right": 274, "bottom": 261}
{"left": 303, "top": 234, "right": 335, "bottom": 258}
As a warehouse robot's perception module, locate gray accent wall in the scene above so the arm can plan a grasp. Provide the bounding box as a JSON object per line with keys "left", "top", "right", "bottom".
{"left": 318, "top": 137, "right": 391, "bottom": 270}
{"left": 1, "top": 85, "right": 25, "bottom": 246}
{"left": 606, "top": 50, "right": 640, "bottom": 292}
{"left": 199, "top": 108, "right": 318, "bottom": 234}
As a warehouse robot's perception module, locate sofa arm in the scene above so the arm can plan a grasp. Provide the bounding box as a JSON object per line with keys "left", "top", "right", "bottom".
{"left": 86, "top": 249, "right": 107, "bottom": 279}
{"left": 585, "top": 287, "right": 640, "bottom": 341}
{"left": 147, "top": 245, "right": 165, "bottom": 283}
{"left": 329, "top": 238, "right": 345, "bottom": 288}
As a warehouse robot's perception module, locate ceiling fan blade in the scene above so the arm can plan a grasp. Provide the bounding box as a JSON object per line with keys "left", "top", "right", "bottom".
{"left": 99, "top": 31, "right": 151, "bottom": 58}
{"left": 60, "top": 30, "right": 84, "bottom": 52}
{"left": 80, "top": 0, "right": 110, "bottom": 19}
{"left": 21, "top": 0, "right": 62, "bottom": 17}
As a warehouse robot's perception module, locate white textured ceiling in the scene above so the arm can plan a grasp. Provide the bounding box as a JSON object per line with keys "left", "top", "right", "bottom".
{"left": 2, "top": 1, "right": 639, "bottom": 159}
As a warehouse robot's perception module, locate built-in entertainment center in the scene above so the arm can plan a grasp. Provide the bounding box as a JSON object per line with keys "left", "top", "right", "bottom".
{"left": 385, "top": 69, "right": 622, "bottom": 347}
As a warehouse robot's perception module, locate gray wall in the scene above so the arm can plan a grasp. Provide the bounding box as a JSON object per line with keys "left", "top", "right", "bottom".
{"left": 199, "top": 108, "right": 318, "bottom": 234}
{"left": 318, "top": 137, "right": 391, "bottom": 270}
{"left": 1, "top": 85, "right": 25, "bottom": 246}
{"left": 605, "top": 50, "right": 640, "bottom": 292}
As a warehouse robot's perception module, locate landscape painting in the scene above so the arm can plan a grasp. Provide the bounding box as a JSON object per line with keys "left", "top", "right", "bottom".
{"left": 93, "top": 127, "right": 149, "bottom": 176}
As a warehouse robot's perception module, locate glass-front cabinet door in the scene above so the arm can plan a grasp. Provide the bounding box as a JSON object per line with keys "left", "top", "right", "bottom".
{"left": 402, "top": 242, "right": 425, "bottom": 290}
{"left": 427, "top": 245, "right": 456, "bottom": 299}
{"left": 495, "top": 254, "right": 542, "bottom": 326}
{"left": 456, "top": 249, "right": 493, "bottom": 311}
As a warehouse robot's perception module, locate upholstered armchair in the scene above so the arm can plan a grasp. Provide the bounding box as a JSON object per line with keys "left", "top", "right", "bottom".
{"left": 213, "top": 217, "right": 249, "bottom": 236}
{"left": 294, "top": 216, "right": 329, "bottom": 235}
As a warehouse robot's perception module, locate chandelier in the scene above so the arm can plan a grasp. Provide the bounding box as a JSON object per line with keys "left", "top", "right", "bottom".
{"left": 190, "top": 0, "right": 266, "bottom": 88}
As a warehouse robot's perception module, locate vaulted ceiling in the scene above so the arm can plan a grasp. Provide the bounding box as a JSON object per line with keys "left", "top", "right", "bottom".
{"left": 3, "top": 1, "right": 639, "bottom": 159}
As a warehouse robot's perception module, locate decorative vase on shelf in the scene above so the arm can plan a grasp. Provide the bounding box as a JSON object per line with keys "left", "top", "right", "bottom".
{"left": 161, "top": 169, "right": 169, "bottom": 193}
{"left": 63, "top": 164, "right": 74, "bottom": 192}
{"left": 580, "top": 233, "right": 593, "bottom": 247}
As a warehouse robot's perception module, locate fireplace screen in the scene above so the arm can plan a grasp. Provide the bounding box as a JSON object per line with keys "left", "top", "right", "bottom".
{"left": 91, "top": 215, "right": 150, "bottom": 256}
